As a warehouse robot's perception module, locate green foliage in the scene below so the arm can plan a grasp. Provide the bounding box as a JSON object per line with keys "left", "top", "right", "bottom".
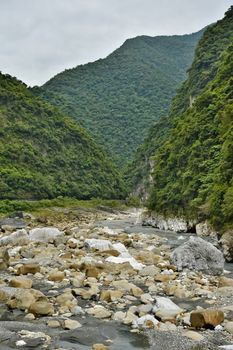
{"left": 143, "top": 7, "right": 233, "bottom": 229}
{"left": 0, "top": 198, "right": 127, "bottom": 216}
{"left": 32, "top": 31, "right": 203, "bottom": 166}
{"left": 124, "top": 117, "right": 171, "bottom": 199}
{"left": 0, "top": 73, "right": 126, "bottom": 200}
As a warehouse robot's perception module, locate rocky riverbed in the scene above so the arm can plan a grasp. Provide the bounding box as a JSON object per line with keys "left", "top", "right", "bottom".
{"left": 0, "top": 207, "right": 233, "bottom": 350}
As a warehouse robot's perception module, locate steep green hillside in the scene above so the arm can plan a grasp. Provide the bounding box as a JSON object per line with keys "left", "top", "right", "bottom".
{"left": 32, "top": 30, "right": 203, "bottom": 165}
{"left": 144, "top": 7, "right": 233, "bottom": 228}
{"left": 0, "top": 73, "right": 125, "bottom": 200}
{"left": 125, "top": 117, "right": 171, "bottom": 200}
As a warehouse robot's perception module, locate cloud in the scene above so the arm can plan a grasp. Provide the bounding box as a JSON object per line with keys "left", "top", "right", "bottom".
{"left": 0, "top": 0, "right": 231, "bottom": 86}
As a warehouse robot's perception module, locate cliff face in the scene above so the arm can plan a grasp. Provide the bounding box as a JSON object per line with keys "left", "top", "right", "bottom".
{"left": 129, "top": 7, "right": 233, "bottom": 230}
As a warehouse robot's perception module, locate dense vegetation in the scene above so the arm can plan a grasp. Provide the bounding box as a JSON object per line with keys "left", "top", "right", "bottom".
{"left": 0, "top": 198, "right": 127, "bottom": 216}
{"left": 0, "top": 73, "right": 125, "bottom": 200}
{"left": 131, "top": 7, "right": 233, "bottom": 229}
{"left": 32, "top": 30, "right": 203, "bottom": 165}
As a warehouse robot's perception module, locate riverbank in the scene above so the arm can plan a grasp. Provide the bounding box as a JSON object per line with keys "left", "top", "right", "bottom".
{"left": 0, "top": 207, "right": 233, "bottom": 349}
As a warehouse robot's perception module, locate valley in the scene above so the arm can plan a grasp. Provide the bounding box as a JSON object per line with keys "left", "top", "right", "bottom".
{"left": 0, "top": 4, "right": 232, "bottom": 350}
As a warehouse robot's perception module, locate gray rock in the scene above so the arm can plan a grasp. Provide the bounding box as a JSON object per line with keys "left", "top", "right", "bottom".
{"left": 196, "top": 221, "right": 218, "bottom": 239}
{"left": 220, "top": 231, "right": 233, "bottom": 262}
{"left": 0, "top": 217, "right": 26, "bottom": 230}
{"left": 0, "top": 229, "right": 28, "bottom": 247}
{"left": 171, "top": 236, "right": 224, "bottom": 275}
{"left": 60, "top": 323, "right": 117, "bottom": 346}
{"left": 142, "top": 213, "right": 195, "bottom": 233}
{"left": 29, "top": 227, "right": 62, "bottom": 243}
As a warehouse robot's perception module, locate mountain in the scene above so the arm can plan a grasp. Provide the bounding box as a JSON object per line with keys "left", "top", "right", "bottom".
{"left": 32, "top": 30, "right": 204, "bottom": 166}
{"left": 128, "top": 7, "right": 233, "bottom": 229}
{"left": 0, "top": 72, "right": 125, "bottom": 200}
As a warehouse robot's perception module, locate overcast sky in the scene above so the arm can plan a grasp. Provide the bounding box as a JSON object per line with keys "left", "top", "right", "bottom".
{"left": 0, "top": 0, "right": 231, "bottom": 86}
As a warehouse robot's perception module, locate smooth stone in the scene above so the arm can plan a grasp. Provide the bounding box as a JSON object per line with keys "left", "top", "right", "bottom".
{"left": 140, "top": 293, "right": 154, "bottom": 304}
{"left": 17, "top": 264, "right": 40, "bottom": 275}
{"left": 48, "top": 271, "right": 65, "bottom": 282}
{"left": 24, "top": 313, "right": 35, "bottom": 320}
{"left": 100, "top": 290, "right": 123, "bottom": 302}
{"left": 29, "top": 301, "right": 54, "bottom": 316}
{"left": 47, "top": 320, "right": 60, "bottom": 328}
{"left": 9, "top": 277, "right": 33, "bottom": 289}
{"left": 87, "top": 306, "right": 111, "bottom": 319}
{"left": 123, "top": 311, "right": 138, "bottom": 325}
{"left": 112, "top": 311, "right": 126, "bottom": 322}
{"left": 131, "top": 286, "right": 143, "bottom": 297}
{"left": 132, "top": 314, "right": 159, "bottom": 329}
{"left": 63, "top": 319, "right": 82, "bottom": 330}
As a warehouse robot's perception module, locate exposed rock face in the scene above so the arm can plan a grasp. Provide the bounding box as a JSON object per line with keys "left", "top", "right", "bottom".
{"left": 196, "top": 221, "right": 218, "bottom": 239}
{"left": 142, "top": 213, "right": 195, "bottom": 233}
{"left": 220, "top": 231, "right": 233, "bottom": 262}
{"left": 171, "top": 236, "right": 225, "bottom": 275}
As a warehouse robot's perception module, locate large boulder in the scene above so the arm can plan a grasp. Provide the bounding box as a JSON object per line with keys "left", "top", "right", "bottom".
{"left": 171, "top": 236, "right": 224, "bottom": 275}
{"left": 190, "top": 309, "right": 224, "bottom": 329}
{"left": 29, "top": 227, "right": 62, "bottom": 243}
{"left": 0, "top": 287, "right": 46, "bottom": 310}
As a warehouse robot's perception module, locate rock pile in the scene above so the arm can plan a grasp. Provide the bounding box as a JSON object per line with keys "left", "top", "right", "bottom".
{"left": 0, "top": 209, "right": 232, "bottom": 349}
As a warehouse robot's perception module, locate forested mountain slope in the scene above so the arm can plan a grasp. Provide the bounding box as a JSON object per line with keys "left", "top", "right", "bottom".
{"left": 130, "top": 7, "right": 233, "bottom": 229}
{"left": 0, "top": 73, "right": 125, "bottom": 200}
{"left": 32, "top": 30, "right": 203, "bottom": 165}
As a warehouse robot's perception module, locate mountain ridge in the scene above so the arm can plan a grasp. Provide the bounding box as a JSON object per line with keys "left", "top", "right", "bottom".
{"left": 32, "top": 29, "right": 204, "bottom": 166}
{"left": 0, "top": 72, "right": 125, "bottom": 200}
